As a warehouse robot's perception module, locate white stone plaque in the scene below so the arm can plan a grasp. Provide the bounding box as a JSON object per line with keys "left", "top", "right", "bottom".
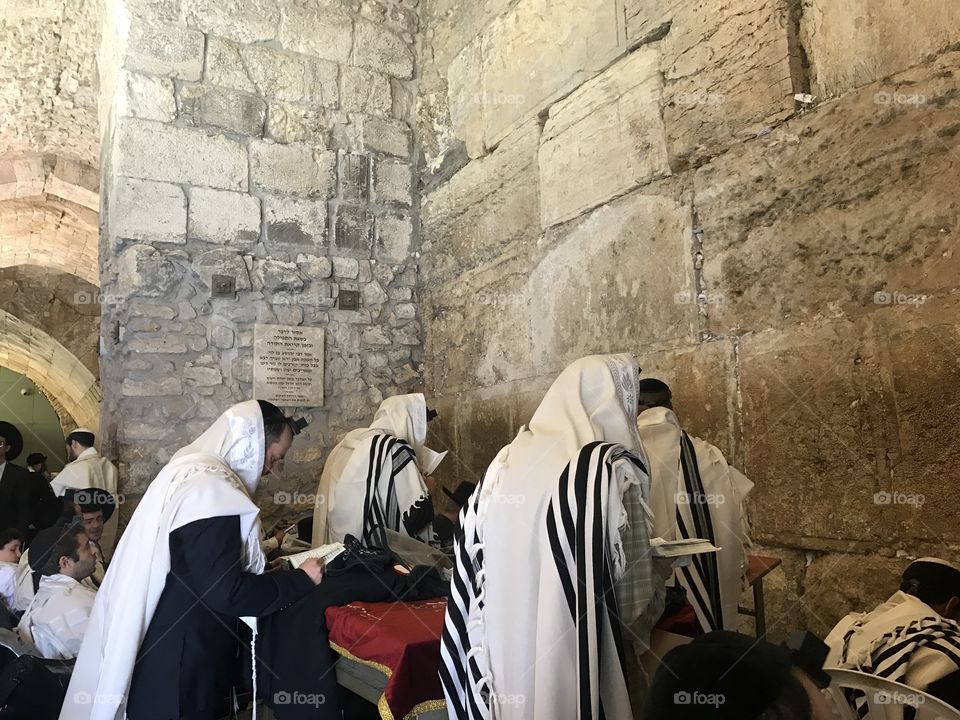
{"left": 253, "top": 324, "right": 325, "bottom": 406}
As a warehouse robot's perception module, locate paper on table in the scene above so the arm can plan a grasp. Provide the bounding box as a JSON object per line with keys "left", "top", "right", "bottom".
{"left": 650, "top": 537, "right": 721, "bottom": 558}
{"left": 284, "top": 542, "right": 346, "bottom": 569}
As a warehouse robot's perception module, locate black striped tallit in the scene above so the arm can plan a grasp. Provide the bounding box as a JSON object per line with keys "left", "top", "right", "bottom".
{"left": 441, "top": 441, "right": 636, "bottom": 719}
{"left": 675, "top": 431, "right": 724, "bottom": 632}
{"left": 545, "top": 441, "right": 632, "bottom": 720}
{"left": 359, "top": 433, "right": 418, "bottom": 546}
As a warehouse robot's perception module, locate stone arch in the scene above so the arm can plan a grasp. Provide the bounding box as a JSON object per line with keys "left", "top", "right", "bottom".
{"left": 0, "top": 154, "right": 99, "bottom": 286}
{"left": 0, "top": 309, "right": 100, "bottom": 432}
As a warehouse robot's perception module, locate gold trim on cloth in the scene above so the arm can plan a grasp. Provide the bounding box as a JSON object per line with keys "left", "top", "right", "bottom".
{"left": 329, "top": 641, "right": 447, "bottom": 720}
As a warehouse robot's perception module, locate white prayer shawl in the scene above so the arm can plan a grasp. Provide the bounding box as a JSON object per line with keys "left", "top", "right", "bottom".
{"left": 441, "top": 354, "right": 657, "bottom": 720}
{"left": 312, "top": 393, "right": 446, "bottom": 545}
{"left": 826, "top": 590, "right": 960, "bottom": 693}
{"left": 0, "top": 561, "right": 16, "bottom": 611}
{"left": 637, "top": 407, "right": 753, "bottom": 631}
{"left": 60, "top": 401, "right": 268, "bottom": 720}
{"left": 17, "top": 573, "right": 97, "bottom": 660}
{"left": 51, "top": 447, "right": 121, "bottom": 558}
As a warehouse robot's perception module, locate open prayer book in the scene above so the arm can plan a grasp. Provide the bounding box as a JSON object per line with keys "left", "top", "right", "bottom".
{"left": 283, "top": 542, "right": 347, "bottom": 569}
{"left": 649, "top": 537, "right": 720, "bottom": 558}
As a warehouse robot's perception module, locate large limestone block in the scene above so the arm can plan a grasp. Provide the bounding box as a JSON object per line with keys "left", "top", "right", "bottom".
{"left": 250, "top": 141, "right": 336, "bottom": 197}
{"left": 114, "top": 119, "right": 248, "bottom": 191}
{"left": 454, "top": 392, "right": 516, "bottom": 485}
{"left": 421, "top": 121, "right": 540, "bottom": 285}
{"left": 116, "top": 70, "right": 176, "bottom": 122}
{"left": 341, "top": 66, "right": 393, "bottom": 117}
{"left": 352, "top": 20, "right": 414, "bottom": 79}
{"left": 876, "top": 297, "right": 960, "bottom": 544}
{"left": 739, "top": 321, "right": 893, "bottom": 546}
{"left": 539, "top": 46, "right": 670, "bottom": 228}
{"left": 801, "top": 554, "right": 905, "bottom": 637}
{"left": 179, "top": 85, "right": 267, "bottom": 136}
{"left": 801, "top": 0, "right": 960, "bottom": 97}
{"left": 111, "top": 178, "right": 186, "bottom": 245}
{"left": 264, "top": 195, "right": 328, "bottom": 247}
{"left": 448, "top": 0, "right": 624, "bottom": 155}
{"left": 278, "top": 6, "right": 352, "bottom": 63}
{"left": 421, "top": 254, "right": 533, "bottom": 391}
{"left": 528, "top": 191, "right": 697, "bottom": 369}
{"left": 124, "top": 20, "right": 205, "bottom": 80}
{"left": 651, "top": 0, "right": 795, "bottom": 167}
{"left": 695, "top": 53, "right": 960, "bottom": 334}
{"left": 207, "top": 38, "right": 338, "bottom": 106}
{"left": 183, "top": 0, "right": 280, "bottom": 43}
{"left": 189, "top": 187, "right": 261, "bottom": 246}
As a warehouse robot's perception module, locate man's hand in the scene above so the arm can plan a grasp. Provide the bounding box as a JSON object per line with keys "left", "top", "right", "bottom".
{"left": 299, "top": 557, "right": 325, "bottom": 585}
{"left": 266, "top": 557, "right": 289, "bottom": 573}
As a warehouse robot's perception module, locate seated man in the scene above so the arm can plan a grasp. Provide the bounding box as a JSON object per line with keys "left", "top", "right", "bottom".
{"left": 636, "top": 378, "right": 754, "bottom": 632}
{"left": 313, "top": 393, "right": 446, "bottom": 546}
{"left": 825, "top": 557, "right": 960, "bottom": 709}
{"left": 0, "top": 527, "right": 22, "bottom": 613}
{"left": 644, "top": 631, "right": 833, "bottom": 719}
{"left": 17, "top": 523, "right": 98, "bottom": 659}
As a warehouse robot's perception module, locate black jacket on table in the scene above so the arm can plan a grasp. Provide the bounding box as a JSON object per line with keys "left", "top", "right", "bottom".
{"left": 0, "top": 462, "right": 32, "bottom": 540}
{"left": 126, "top": 515, "right": 315, "bottom": 720}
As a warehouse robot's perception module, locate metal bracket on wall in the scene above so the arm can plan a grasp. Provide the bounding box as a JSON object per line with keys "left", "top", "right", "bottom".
{"left": 211, "top": 274, "right": 237, "bottom": 298}
{"left": 338, "top": 289, "right": 360, "bottom": 310}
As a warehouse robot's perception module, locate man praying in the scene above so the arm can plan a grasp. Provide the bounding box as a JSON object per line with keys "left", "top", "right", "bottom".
{"left": 636, "top": 378, "right": 753, "bottom": 632}
{"left": 61, "top": 400, "right": 325, "bottom": 720}
{"left": 825, "top": 557, "right": 960, "bottom": 709}
{"left": 312, "top": 393, "right": 446, "bottom": 546}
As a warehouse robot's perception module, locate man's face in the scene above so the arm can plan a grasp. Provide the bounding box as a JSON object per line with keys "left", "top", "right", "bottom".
{"left": 66, "top": 440, "right": 80, "bottom": 461}
{"left": 81, "top": 510, "right": 105, "bottom": 542}
{"left": 62, "top": 532, "right": 96, "bottom": 580}
{"left": 262, "top": 425, "right": 294, "bottom": 477}
{"left": 0, "top": 539, "right": 21, "bottom": 564}
{"left": 0, "top": 436, "right": 8, "bottom": 463}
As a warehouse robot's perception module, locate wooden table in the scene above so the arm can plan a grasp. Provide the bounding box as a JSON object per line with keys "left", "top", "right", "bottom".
{"left": 738, "top": 554, "right": 783, "bottom": 637}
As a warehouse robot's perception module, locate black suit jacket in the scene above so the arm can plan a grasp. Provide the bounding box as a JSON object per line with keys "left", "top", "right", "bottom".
{"left": 126, "top": 515, "right": 315, "bottom": 720}
{"left": 0, "top": 462, "right": 32, "bottom": 540}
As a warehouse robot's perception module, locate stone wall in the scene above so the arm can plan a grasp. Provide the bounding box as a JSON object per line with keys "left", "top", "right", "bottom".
{"left": 98, "top": 0, "right": 423, "bottom": 523}
{"left": 416, "top": 0, "right": 960, "bottom": 639}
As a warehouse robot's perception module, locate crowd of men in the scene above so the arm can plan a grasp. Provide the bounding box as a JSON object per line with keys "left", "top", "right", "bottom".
{"left": 0, "top": 354, "right": 957, "bottom": 720}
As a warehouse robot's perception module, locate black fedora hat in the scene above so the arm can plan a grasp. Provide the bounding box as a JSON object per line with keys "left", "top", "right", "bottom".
{"left": 0, "top": 421, "right": 24, "bottom": 461}
{"left": 442, "top": 481, "right": 477, "bottom": 508}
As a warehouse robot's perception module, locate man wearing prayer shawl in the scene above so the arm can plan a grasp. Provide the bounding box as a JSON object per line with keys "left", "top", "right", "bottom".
{"left": 51, "top": 429, "right": 121, "bottom": 559}
{"left": 825, "top": 557, "right": 960, "bottom": 710}
{"left": 60, "top": 400, "right": 325, "bottom": 720}
{"left": 312, "top": 393, "right": 446, "bottom": 546}
{"left": 635, "top": 378, "right": 753, "bottom": 632}
{"left": 441, "top": 354, "right": 666, "bottom": 720}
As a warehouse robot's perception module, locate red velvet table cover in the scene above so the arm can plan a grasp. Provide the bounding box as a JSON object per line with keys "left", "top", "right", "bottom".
{"left": 326, "top": 599, "right": 447, "bottom": 719}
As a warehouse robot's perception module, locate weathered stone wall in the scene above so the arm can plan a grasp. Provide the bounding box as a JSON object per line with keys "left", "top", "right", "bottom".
{"left": 98, "top": 0, "right": 423, "bottom": 523}
{"left": 416, "top": 0, "right": 960, "bottom": 640}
